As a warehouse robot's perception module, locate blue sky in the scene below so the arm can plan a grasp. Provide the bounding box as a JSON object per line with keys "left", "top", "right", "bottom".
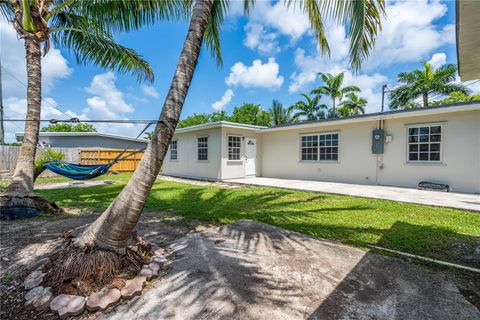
{"left": 1, "top": 0, "right": 478, "bottom": 141}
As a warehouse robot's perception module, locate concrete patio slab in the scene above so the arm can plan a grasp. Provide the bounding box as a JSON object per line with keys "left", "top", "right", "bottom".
{"left": 227, "top": 177, "right": 480, "bottom": 212}
{"left": 100, "top": 220, "right": 478, "bottom": 320}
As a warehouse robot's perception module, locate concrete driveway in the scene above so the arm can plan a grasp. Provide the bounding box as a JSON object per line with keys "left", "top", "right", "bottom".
{"left": 101, "top": 220, "right": 479, "bottom": 320}
{"left": 227, "top": 177, "right": 480, "bottom": 211}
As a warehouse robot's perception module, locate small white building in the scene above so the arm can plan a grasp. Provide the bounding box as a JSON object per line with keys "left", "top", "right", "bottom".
{"left": 162, "top": 102, "right": 480, "bottom": 193}
{"left": 15, "top": 132, "right": 148, "bottom": 149}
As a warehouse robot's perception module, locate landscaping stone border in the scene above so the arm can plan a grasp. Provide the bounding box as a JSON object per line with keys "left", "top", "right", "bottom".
{"left": 23, "top": 246, "right": 169, "bottom": 318}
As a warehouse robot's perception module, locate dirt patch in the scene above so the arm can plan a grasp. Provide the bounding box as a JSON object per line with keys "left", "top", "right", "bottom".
{"left": 0, "top": 211, "right": 195, "bottom": 320}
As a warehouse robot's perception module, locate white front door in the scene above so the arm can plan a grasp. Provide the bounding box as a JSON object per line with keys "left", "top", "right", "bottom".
{"left": 245, "top": 138, "right": 256, "bottom": 176}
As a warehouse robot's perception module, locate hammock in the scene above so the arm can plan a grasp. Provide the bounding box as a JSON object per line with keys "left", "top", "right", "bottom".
{"left": 44, "top": 162, "right": 114, "bottom": 180}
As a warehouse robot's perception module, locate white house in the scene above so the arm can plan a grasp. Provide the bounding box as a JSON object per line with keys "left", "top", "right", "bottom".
{"left": 162, "top": 102, "right": 480, "bottom": 193}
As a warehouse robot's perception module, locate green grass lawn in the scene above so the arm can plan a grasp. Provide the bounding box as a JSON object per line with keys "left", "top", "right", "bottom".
{"left": 35, "top": 174, "right": 480, "bottom": 266}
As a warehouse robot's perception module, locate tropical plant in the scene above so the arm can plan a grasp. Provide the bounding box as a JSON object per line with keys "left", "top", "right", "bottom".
{"left": 33, "top": 149, "right": 65, "bottom": 181}
{"left": 42, "top": 0, "right": 385, "bottom": 286}
{"left": 41, "top": 123, "right": 97, "bottom": 132}
{"left": 290, "top": 93, "right": 328, "bottom": 122}
{"left": 230, "top": 103, "right": 272, "bottom": 127}
{"left": 389, "top": 62, "right": 470, "bottom": 109}
{"left": 209, "top": 110, "right": 230, "bottom": 122}
{"left": 269, "top": 100, "right": 291, "bottom": 125}
{"left": 431, "top": 91, "right": 480, "bottom": 106}
{"left": 338, "top": 92, "right": 367, "bottom": 116}
{"left": 0, "top": 0, "right": 169, "bottom": 198}
{"left": 311, "top": 72, "right": 360, "bottom": 118}
{"left": 177, "top": 113, "right": 210, "bottom": 128}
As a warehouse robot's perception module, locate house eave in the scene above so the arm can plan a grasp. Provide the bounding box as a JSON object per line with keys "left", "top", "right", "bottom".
{"left": 260, "top": 102, "right": 480, "bottom": 133}
{"left": 456, "top": 0, "right": 480, "bottom": 81}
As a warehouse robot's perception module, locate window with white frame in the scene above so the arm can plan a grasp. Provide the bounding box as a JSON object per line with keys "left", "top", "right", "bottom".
{"left": 407, "top": 125, "right": 441, "bottom": 161}
{"left": 228, "top": 135, "right": 241, "bottom": 160}
{"left": 170, "top": 140, "right": 177, "bottom": 160}
{"left": 301, "top": 133, "right": 339, "bottom": 161}
{"left": 197, "top": 136, "right": 208, "bottom": 161}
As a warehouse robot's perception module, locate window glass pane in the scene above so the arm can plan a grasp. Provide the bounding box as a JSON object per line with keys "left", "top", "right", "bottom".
{"left": 409, "top": 153, "right": 418, "bottom": 161}
{"left": 419, "top": 144, "right": 429, "bottom": 152}
{"left": 409, "top": 128, "right": 418, "bottom": 135}
{"left": 420, "top": 127, "right": 429, "bottom": 135}
{"left": 332, "top": 154, "right": 338, "bottom": 160}
{"left": 319, "top": 153, "right": 326, "bottom": 160}
{"left": 419, "top": 134, "right": 429, "bottom": 142}
{"left": 409, "top": 136, "right": 418, "bottom": 143}
{"left": 430, "top": 152, "right": 440, "bottom": 161}
{"left": 430, "top": 134, "right": 441, "bottom": 142}
{"left": 419, "top": 153, "right": 428, "bottom": 160}
{"left": 430, "top": 143, "right": 440, "bottom": 152}
{"left": 409, "top": 144, "right": 418, "bottom": 152}
{"left": 430, "top": 126, "right": 441, "bottom": 134}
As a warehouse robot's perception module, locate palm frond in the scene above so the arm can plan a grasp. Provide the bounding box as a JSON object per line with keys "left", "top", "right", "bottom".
{"left": 203, "top": 0, "right": 228, "bottom": 66}
{"left": 50, "top": 12, "right": 154, "bottom": 82}
{"left": 72, "top": 0, "right": 187, "bottom": 33}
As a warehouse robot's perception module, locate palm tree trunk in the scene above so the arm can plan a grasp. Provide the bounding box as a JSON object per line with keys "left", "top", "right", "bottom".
{"left": 7, "top": 37, "right": 42, "bottom": 196}
{"left": 423, "top": 93, "right": 428, "bottom": 107}
{"left": 76, "top": 0, "right": 214, "bottom": 250}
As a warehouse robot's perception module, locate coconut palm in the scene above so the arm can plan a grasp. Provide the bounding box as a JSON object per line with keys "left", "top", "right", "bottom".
{"left": 0, "top": 0, "right": 176, "bottom": 198}
{"left": 290, "top": 94, "right": 328, "bottom": 122}
{"left": 311, "top": 72, "right": 360, "bottom": 118}
{"left": 339, "top": 92, "right": 367, "bottom": 116}
{"left": 389, "top": 62, "right": 470, "bottom": 109}
{"left": 269, "top": 100, "right": 291, "bottom": 125}
{"left": 28, "top": 0, "right": 386, "bottom": 286}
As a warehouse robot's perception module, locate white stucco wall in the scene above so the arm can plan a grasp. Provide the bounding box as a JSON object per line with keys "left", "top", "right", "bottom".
{"left": 260, "top": 109, "right": 480, "bottom": 193}
{"left": 220, "top": 127, "right": 261, "bottom": 180}
{"left": 162, "top": 127, "right": 222, "bottom": 180}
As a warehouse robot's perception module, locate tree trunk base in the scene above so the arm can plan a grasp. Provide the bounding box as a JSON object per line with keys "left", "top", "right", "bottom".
{"left": 43, "top": 235, "right": 150, "bottom": 296}
{"left": 0, "top": 195, "right": 61, "bottom": 218}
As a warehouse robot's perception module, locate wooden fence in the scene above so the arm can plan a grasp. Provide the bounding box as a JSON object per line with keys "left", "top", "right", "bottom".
{"left": 0, "top": 146, "right": 144, "bottom": 177}
{"left": 79, "top": 149, "right": 144, "bottom": 172}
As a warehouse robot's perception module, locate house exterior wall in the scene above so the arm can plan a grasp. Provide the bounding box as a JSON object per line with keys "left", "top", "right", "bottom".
{"left": 162, "top": 127, "right": 222, "bottom": 180}
{"left": 260, "top": 109, "right": 480, "bottom": 193}
{"left": 35, "top": 135, "right": 148, "bottom": 149}
{"left": 220, "top": 127, "right": 261, "bottom": 179}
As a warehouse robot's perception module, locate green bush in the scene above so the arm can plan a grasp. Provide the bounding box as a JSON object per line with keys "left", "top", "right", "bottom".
{"left": 34, "top": 150, "right": 65, "bottom": 181}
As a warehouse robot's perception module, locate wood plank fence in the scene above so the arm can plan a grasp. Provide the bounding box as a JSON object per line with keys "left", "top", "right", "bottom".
{"left": 79, "top": 149, "right": 144, "bottom": 172}
{"left": 0, "top": 146, "right": 144, "bottom": 177}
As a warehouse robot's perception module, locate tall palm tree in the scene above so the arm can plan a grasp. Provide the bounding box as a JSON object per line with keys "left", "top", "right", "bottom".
{"left": 290, "top": 93, "right": 328, "bottom": 122}
{"left": 269, "top": 99, "right": 290, "bottom": 125}
{"left": 72, "top": 0, "right": 385, "bottom": 268}
{"left": 389, "top": 62, "right": 470, "bottom": 109}
{"left": 339, "top": 92, "right": 367, "bottom": 116}
{"left": 0, "top": 0, "right": 174, "bottom": 198}
{"left": 311, "top": 72, "right": 360, "bottom": 118}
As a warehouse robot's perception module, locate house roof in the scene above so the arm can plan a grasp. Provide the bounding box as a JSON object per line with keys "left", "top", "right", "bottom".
{"left": 261, "top": 101, "right": 480, "bottom": 132}
{"left": 15, "top": 131, "right": 149, "bottom": 143}
{"left": 456, "top": 0, "right": 480, "bottom": 81}
{"left": 173, "top": 121, "right": 267, "bottom": 134}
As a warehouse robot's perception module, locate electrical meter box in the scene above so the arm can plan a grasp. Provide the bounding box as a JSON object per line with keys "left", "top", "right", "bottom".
{"left": 372, "top": 129, "right": 385, "bottom": 154}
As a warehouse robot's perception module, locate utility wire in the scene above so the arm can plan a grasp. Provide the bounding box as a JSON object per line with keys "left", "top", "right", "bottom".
{"left": 0, "top": 65, "right": 72, "bottom": 120}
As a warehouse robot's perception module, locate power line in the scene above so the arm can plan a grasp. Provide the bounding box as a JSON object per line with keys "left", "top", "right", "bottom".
{"left": 0, "top": 65, "right": 72, "bottom": 120}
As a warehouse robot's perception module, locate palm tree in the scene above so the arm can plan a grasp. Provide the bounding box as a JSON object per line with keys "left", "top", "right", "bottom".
{"left": 0, "top": 0, "right": 171, "bottom": 198}
{"left": 339, "top": 92, "right": 367, "bottom": 116}
{"left": 311, "top": 72, "right": 360, "bottom": 118}
{"left": 290, "top": 94, "right": 328, "bottom": 122}
{"left": 389, "top": 62, "right": 470, "bottom": 109}
{"left": 38, "top": 0, "right": 385, "bottom": 284}
{"left": 269, "top": 100, "right": 291, "bottom": 125}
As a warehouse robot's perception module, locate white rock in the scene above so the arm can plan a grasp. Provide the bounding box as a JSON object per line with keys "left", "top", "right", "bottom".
{"left": 24, "top": 271, "right": 45, "bottom": 289}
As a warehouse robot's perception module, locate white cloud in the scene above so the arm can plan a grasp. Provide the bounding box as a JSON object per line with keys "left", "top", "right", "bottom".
{"left": 0, "top": 19, "right": 72, "bottom": 97}
{"left": 141, "top": 85, "right": 159, "bottom": 98}
{"left": 211, "top": 89, "right": 234, "bottom": 111}
{"left": 363, "top": 0, "right": 454, "bottom": 70}
{"left": 226, "top": 58, "right": 284, "bottom": 90}
{"left": 428, "top": 52, "right": 447, "bottom": 69}
{"left": 83, "top": 72, "right": 141, "bottom": 136}
{"left": 243, "top": 23, "right": 280, "bottom": 56}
